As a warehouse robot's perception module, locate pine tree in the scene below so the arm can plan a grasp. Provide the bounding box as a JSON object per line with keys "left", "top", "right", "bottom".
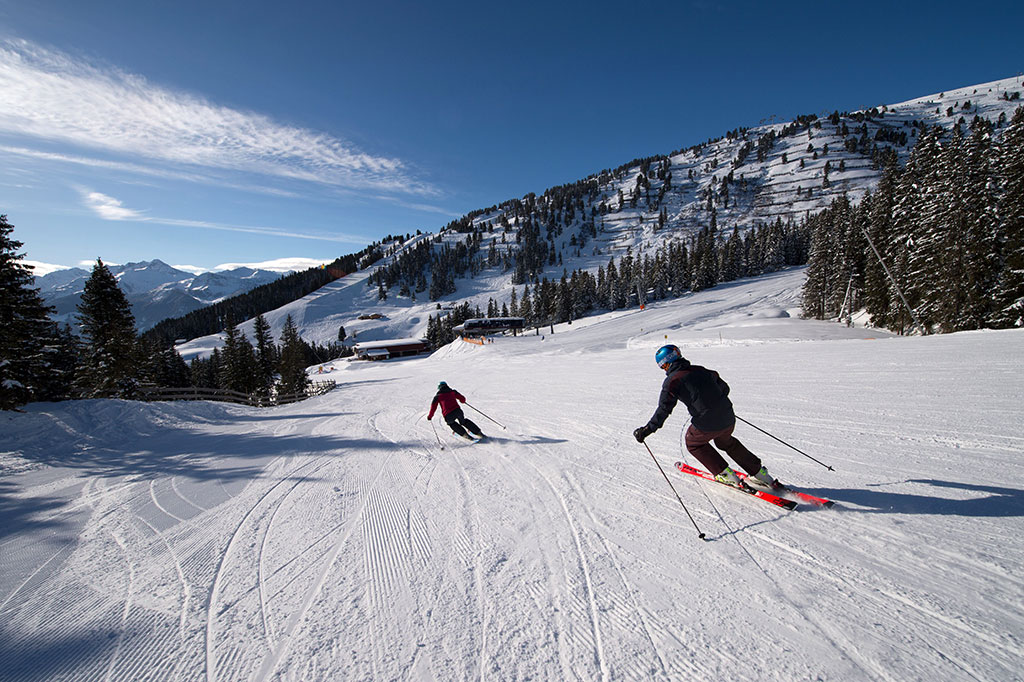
{"left": 138, "top": 337, "right": 189, "bottom": 388}
{"left": 557, "top": 275, "right": 573, "bottom": 323}
{"left": 245, "top": 314, "right": 274, "bottom": 397}
{"left": 692, "top": 227, "right": 720, "bottom": 291}
{"left": 720, "top": 227, "right": 744, "bottom": 281}
{"left": 863, "top": 165, "right": 897, "bottom": 327}
{"left": 669, "top": 242, "right": 690, "bottom": 295}
{"left": 0, "top": 215, "right": 68, "bottom": 409}
{"left": 887, "top": 127, "right": 941, "bottom": 333}
{"left": 802, "top": 212, "right": 834, "bottom": 319}
{"left": 827, "top": 195, "right": 859, "bottom": 318}
{"left": 605, "top": 259, "right": 620, "bottom": 308}
{"left": 763, "top": 221, "right": 787, "bottom": 273}
{"left": 190, "top": 356, "right": 215, "bottom": 388}
{"left": 519, "top": 283, "right": 534, "bottom": 324}
{"left": 277, "top": 314, "right": 308, "bottom": 396}
{"left": 991, "top": 107, "right": 1024, "bottom": 327}
{"left": 73, "top": 258, "right": 140, "bottom": 398}
{"left": 425, "top": 315, "right": 439, "bottom": 349}
{"left": 901, "top": 126, "right": 946, "bottom": 331}
{"left": 36, "top": 324, "right": 80, "bottom": 402}
{"left": 219, "top": 318, "right": 259, "bottom": 394}
{"left": 936, "top": 121, "right": 1000, "bottom": 331}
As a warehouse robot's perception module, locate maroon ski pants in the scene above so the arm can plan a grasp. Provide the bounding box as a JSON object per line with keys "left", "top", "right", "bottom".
{"left": 684, "top": 423, "right": 762, "bottom": 477}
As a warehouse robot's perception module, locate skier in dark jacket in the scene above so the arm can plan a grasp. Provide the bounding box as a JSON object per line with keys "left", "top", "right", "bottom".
{"left": 633, "top": 344, "right": 776, "bottom": 488}
{"left": 428, "top": 382, "right": 485, "bottom": 440}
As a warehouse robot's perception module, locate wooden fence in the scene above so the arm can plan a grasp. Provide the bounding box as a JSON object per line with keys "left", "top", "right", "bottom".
{"left": 138, "top": 380, "right": 336, "bottom": 407}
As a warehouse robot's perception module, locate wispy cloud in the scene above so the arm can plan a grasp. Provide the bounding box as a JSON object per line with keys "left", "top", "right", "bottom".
{"left": 212, "top": 257, "right": 330, "bottom": 272}
{"left": 82, "top": 190, "right": 144, "bottom": 220}
{"left": 77, "top": 259, "right": 119, "bottom": 268}
{"left": 77, "top": 188, "right": 368, "bottom": 245}
{"left": 171, "top": 258, "right": 326, "bottom": 274}
{"left": 371, "top": 193, "right": 463, "bottom": 217}
{"left": 0, "top": 145, "right": 303, "bottom": 197}
{"left": 154, "top": 216, "right": 368, "bottom": 244}
{"left": 23, "top": 259, "right": 72, "bottom": 276}
{"left": 0, "top": 39, "right": 436, "bottom": 196}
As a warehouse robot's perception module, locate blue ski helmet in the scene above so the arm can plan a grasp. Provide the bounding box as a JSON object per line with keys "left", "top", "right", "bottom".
{"left": 654, "top": 344, "right": 682, "bottom": 370}
{"left": 438, "top": 381, "right": 449, "bottom": 390}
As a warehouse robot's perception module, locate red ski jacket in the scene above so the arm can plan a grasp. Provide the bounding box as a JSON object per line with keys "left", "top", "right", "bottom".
{"left": 428, "top": 388, "right": 466, "bottom": 419}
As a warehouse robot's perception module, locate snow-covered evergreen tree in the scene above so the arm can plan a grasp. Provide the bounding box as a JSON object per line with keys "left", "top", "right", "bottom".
{"left": 941, "top": 120, "right": 1000, "bottom": 331}
{"left": 991, "top": 107, "right": 1024, "bottom": 327}
{"left": 802, "top": 211, "right": 837, "bottom": 319}
{"left": 863, "top": 165, "right": 897, "bottom": 327}
{"left": 73, "top": 258, "right": 140, "bottom": 398}
{"left": 0, "top": 215, "right": 67, "bottom": 409}
{"left": 278, "top": 314, "right": 309, "bottom": 396}
{"left": 138, "top": 337, "right": 189, "bottom": 388}
{"left": 253, "top": 314, "right": 277, "bottom": 397}
{"left": 219, "top": 318, "right": 258, "bottom": 395}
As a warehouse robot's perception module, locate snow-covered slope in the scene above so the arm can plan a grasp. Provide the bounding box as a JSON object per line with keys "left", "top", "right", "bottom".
{"left": 3, "top": 269, "right": 1022, "bottom": 681}
{"left": 173, "top": 76, "right": 1024, "bottom": 358}
{"left": 35, "top": 259, "right": 289, "bottom": 331}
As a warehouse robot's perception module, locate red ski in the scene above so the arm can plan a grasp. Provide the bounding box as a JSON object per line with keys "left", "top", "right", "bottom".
{"left": 731, "top": 469, "right": 835, "bottom": 508}
{"left": 675, "top": 462, "right": 796, "bottom": 510}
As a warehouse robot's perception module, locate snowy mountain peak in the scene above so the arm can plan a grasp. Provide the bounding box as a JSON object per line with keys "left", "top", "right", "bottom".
{"left": 35, "top": 260, "right": 291, "bottom": 330}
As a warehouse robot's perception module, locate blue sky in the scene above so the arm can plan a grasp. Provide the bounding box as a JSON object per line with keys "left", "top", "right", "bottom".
{"left": 1, "top": 0, "right": 1021, "bottom": 273}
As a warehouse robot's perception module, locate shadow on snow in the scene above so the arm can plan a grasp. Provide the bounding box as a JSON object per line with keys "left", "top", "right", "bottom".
{"left": 806, "top": 478, "right": 1024, "bottom": 517}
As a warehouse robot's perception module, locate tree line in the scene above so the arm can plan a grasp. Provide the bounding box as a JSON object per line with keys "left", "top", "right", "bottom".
{"left": 802, "top": 107, "right": 1024, "bottom": 332}
{"left": 1, "top": 215, "right": 349, "bottom": 410}
{"left": 422, "top": 219, "right": 810, "bottom": 348}
{"left": 143, "top": 241, "right": 390, "bottom": 346}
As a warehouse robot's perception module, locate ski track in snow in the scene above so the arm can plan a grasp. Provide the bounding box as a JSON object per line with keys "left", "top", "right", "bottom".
{"left": 2, "top": 269, "right": 1024, "bottom": 681}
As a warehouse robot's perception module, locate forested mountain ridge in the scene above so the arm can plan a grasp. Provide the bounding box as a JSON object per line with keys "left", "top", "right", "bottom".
{"left": 362, "top": 77, "right": 1022, "bottom": 331}
{"left": 173, "top": 76, "right": 1023, "bottom": 355}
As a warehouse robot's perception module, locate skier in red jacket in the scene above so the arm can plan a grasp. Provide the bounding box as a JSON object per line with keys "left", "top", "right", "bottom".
{"left": 427, "top": 382, "right": 485, "bottom": 440}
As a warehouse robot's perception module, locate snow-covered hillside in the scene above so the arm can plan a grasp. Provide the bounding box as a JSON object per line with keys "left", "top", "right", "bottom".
{"left": 3, "top": 269, "right": 1022, "bottom": 681}
{"left": 173, "top": 76, "right": 1024, "bottom": 359}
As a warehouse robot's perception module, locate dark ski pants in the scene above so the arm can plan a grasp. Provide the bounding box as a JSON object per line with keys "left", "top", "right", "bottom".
{"left": 445, "top": 408, "right": 483, "bottom": 437}
{"left": 685, "top": 423, "right": 762, "bottom": 477}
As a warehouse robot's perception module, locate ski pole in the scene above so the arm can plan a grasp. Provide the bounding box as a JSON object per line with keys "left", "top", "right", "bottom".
{"left": 428, "top": 417, "right": 445, "bottom": 449}
{"left": 641, "top": 442, "right": 706, "bottom": 541}
{"left": 464, "top": 403, "right": 507, "bottom": 430}
{"left": 736, "top": 416, "right": 835, "bottom": 471}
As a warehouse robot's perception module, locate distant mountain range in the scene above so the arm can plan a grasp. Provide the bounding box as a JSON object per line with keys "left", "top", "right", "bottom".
{"left": 35, "top": 260, "right": 287, "bottom": 331}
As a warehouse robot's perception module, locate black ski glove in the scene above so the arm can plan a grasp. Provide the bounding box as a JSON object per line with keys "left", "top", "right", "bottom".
{"left": 633, "top": 426, "right": 653, "bottom": 443}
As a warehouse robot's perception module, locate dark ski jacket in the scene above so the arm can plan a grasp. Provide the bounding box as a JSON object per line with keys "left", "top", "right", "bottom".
{"left": 428, "top": 386, "right": 466, "bottom": 419}
{"left": 645, "top": 360, "right": 736, "bottom": 433}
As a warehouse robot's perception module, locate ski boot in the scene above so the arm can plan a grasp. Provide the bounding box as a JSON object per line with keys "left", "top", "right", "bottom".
{"left": 746, "top": 466, "right": 781, "bottom": 490}
{"left": 714, "top": 467, "right": 743, "bottom": 488}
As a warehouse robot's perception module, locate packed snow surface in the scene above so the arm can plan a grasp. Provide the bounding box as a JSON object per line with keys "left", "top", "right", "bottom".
{"left": 2, "top": 269, "right": 1023, "bottom": 681}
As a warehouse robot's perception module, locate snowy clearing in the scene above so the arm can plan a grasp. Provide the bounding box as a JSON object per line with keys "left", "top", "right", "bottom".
{"left": 2, "top": 268, "right": 1023, "bottom": 681}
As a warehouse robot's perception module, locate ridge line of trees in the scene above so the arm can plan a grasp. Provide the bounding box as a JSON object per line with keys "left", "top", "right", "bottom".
{"left": 803, "top": 108, "right": 1024, "bottom": 332}
{"left": 424, "top": 220, "right": 810, "bottom": 348}
{"left": 2, "top": 216, "right": 354, "bottom": 409}
{"left": 143, "top": 241, "right": 392, "bottom": 346}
